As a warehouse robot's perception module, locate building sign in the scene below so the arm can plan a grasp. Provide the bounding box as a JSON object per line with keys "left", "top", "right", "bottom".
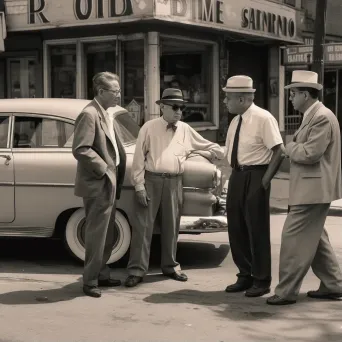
{"left": 5, "top": 0, "right": 153, "bottom": 31}
{"left": 155, "top": 0, "right": 302, "bottom": 43}
{"left": 283, "top": 43, "right": 342, "bottom": 65}
{"left": 5, "top": 0, "right": 302, "bottom": 42}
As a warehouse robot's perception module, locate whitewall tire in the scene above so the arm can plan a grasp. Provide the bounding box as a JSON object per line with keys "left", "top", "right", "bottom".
{"left": 64, "top": 207, "right": 131, "bottom": 264}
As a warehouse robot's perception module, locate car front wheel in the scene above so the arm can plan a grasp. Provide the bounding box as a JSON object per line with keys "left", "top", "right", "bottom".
{"left": 64, "top": 207, "right": 131, "bottom": 264}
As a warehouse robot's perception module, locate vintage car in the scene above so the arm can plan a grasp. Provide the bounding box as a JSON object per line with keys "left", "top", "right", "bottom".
{"left": 0, "top": 98, "right": 227, "bottom": 264}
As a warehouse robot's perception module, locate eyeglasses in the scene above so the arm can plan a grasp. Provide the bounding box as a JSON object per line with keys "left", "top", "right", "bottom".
{"left": 171, "top": 104, "right": 186, "bottom": 112}
{"left": 102, "top": 88, "right": 121, "bottom": 96}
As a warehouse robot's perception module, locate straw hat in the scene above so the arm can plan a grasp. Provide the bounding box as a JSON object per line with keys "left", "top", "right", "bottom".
{"left": 222, "top": 75, "right": 256, "bottom": 93}
{"left": 284, "top": 70, "right": 323, "bottom": 90}
{"left": 156, "top": 88, "right": 187, "bottom": 105}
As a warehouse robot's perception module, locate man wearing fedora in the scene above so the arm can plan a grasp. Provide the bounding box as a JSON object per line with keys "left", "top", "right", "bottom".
{"left": 223, "top": 75, "right": 284, "bottom": 297}
{"left": 267, "top": 70, "right": 342, "bottom": 305}
{"left": 124, "top": 88, "right": 224, "bottom": 287}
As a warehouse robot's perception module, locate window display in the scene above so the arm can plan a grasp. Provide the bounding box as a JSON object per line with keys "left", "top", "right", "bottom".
{"left": 84, "top": 41, "right": 116, "bottom": 99}
{"left": 122, "top": 40, "right": 144, "bottom": 125}
{"left": 50, "top": 45, "right": 76, "bottom": 98}
{"left": 160, "top": 37, "right": 213, "bottom": 123}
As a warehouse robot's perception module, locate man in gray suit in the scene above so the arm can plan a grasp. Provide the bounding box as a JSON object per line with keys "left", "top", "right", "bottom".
{"left": 267, "top": 70, "right": 342, "bottom": 305}
{"left": 72, "top": 72, "right": 126, "bottom": 298}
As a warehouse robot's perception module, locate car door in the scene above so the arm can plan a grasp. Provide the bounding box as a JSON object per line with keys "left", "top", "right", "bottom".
{"left": 12, "top": 114, "right": 81, "bottom": 230}
{"left": 0, "top": 115, "right": 15, "bottom": 223}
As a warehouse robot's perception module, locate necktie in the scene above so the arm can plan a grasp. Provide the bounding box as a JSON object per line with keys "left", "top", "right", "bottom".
{"left": 230, "top": 115, "right": 243, "bottom": 168}
{"left": 166, "top": 123, "right": 177, "bottom": 132}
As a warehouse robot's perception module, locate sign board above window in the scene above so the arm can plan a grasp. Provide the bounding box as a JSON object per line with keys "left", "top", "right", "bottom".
{"left": 5, "top": 0, "right": 302, "bottom": 43}
{"left": 283, "top": 43, "right": 342, "bottom": 65}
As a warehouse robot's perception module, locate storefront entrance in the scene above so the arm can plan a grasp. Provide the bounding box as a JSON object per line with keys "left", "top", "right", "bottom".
{"left": 44, "top": 35, "right": 145, "bottom": 124}
{"left": 7, "top": 57, "right": 37, "bottom": 98}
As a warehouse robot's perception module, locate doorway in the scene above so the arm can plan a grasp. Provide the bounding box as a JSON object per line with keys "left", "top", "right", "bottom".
{"left": 7, "top": 57, "right": 37, "bottom": 98}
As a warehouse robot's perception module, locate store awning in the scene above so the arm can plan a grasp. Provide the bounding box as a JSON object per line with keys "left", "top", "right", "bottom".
{"left": 0, "top": 0, "right": 6, "bottom": 52}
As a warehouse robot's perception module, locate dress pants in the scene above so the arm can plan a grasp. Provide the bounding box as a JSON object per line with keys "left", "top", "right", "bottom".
{"left": 275, "top": 203, "right": 342, "bottom": 301}
{"left": 82, "top": 189, "right": 117, "bottom": 287}
{"left": 127, "top": 172, "right": 183, "bottom": 277}
{"left": 226, "top": 167, "right": 271, "bottom": 287}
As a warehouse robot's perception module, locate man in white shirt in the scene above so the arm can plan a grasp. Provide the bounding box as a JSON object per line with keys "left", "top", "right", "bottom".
{"left": 223, "top": 75, "right": 284, "bottom": 298}
{"left": 267, "top": 71, "right": 342, "bottom": 305}
{"left": 72, "top": 72, "right": 126, "bottom": 298}
{"left": 124, "top": 88, "right": 224, "bottom": 287}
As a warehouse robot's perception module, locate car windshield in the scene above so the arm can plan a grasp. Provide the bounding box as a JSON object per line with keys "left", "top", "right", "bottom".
{"left": 113, "top": 111, "right": 140, "bottom": 145}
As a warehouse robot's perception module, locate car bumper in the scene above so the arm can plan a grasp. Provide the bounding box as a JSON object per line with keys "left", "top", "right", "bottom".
{"left": 179, "top": 215, "right": 227, "bottom": 233}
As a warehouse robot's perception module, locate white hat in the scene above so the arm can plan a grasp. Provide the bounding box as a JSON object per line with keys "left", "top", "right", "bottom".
{"left": 222, "top": 75, "right": 256, "bottom": 93}
{"left": 284, "top": 70, "right": 323, "bottom": 90}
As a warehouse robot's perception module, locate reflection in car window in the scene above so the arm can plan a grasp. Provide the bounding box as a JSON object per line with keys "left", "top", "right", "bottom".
{"left": 0, "top": 116, "right": 9, "bottom": 148}
{"left": 13, "top": 116, "right": 74, "bottom": 148}
{"left": 113, "top": 112, "right": 140, "bottom": 144}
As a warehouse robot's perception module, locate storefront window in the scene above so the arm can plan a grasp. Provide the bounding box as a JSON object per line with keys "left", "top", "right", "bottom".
{"left": 160, "top": 37, "right": 213, "bottom": 124}
{"left": 50, "top": 45, "right": 76, "bottom": 98}
{"left": 324, "top": 70, "right": 337, "bottom": 114}
{"left": 84, "top": 41, "right": 116, "bottom": 99}
{"left": 122, "top": 39, "right": 144, "bottom": 126}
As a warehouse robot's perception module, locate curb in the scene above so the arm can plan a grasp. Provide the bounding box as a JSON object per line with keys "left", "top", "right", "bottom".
{"left": 270, "top": 206, "right": 342, "bottom": 216}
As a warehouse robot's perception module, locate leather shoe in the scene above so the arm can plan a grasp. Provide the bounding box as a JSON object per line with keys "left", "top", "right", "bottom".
{"left": 245, "top": 285, "right": 270, "bottom": 297}
{"left": 124, "top": 275, "right": 143, "bottom": 287}
{"left": 225, "top": 281, "right": 252, "bottom": 293}
{"left": 165, "top": 271, "right": 188, "bottom": 282}
{"left": 83, "top": 285, "right": 101, "bottom": 298}
{"left": 266, "top": 295, "right": 296, "bottom": 305}
{"left": 98, "top": 278, "right": 121, "bottom": 287}
{"left": 307, "top": 290, "right": 342, "bottom": 300}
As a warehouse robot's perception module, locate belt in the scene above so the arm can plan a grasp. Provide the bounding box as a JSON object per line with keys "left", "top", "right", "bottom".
{"left": 145, "top": 170, "right": 182, "bottom": 178}
{"left": 233, "top": 164, "right": 268, "bottom": 172}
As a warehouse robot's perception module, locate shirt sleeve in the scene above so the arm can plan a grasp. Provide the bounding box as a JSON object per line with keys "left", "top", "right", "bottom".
{"left": 131, "top": 124, "right": 149, "bottom": 191}
{"left": 262, "top": 115, "right": 283, "bottom": 150}
{"left": 186, "top": 125, "right": 225, "bottom": 159}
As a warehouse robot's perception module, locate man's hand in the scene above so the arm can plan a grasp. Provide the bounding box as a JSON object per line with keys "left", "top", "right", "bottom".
{"left": 136, "top": 189, "right": 150, "bottom": 207}
{"left": 190, "top": 150, "right": 215, "bottom": 162}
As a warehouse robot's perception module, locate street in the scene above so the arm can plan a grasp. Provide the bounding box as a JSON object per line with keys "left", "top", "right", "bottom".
{"left": 0, "top": 214, "right": 341, "bottom": 342}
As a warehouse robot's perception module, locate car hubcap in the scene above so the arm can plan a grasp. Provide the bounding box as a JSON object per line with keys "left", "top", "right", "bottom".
{"left": 77, "top": 218, "right": 120, "bottom": 250}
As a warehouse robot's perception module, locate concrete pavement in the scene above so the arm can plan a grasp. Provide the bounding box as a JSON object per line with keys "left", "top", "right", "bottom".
{"left": 0, "top": 214, "right": 341, "bottom": 342}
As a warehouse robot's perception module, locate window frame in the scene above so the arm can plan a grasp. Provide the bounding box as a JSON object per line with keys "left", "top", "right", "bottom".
{"left": 0, "top": 114, "right": 12, "bottom": 150}
{"left": 43, "top": 34, "right": 146, "bottom": 104}
{"left": 159, "top": 34, "right": 219, "bottom": 131}
{"left": 11, "top": 113, "right": 75, "bottom": 150}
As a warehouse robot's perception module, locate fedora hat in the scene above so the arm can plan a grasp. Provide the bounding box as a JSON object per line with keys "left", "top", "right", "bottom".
{"left": 156, "top": 88, "right": 187, "bottom": 105}
{"left": 284, "top": 70, "right": 323, "bottom": 90}
{"left": 222, "top": 75, "right": 256, "bottom": 93}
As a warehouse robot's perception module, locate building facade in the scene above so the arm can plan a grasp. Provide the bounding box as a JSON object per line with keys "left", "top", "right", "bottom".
{"left": 1, "top": 0, "right": 304, "bottom": 143}
{"left": 282, "top": 0, "right": 342, "bottom": 140}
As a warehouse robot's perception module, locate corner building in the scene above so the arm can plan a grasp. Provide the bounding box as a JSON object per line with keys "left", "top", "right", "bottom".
{"left": 0, "top": 0, "right": 303, "bottom": 142}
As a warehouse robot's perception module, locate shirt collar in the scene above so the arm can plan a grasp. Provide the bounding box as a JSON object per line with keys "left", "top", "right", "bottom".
{"left": 303, "top": 100, "right": 319, "bottom": 120}
{"left": 94, "top": 98, "right": 108, "bottom": 116}
{"left": 160, "top": 116, "right": 179, "bottom": 126}
{"left": 239, "top": 103, "right": 254, "bottom": 123}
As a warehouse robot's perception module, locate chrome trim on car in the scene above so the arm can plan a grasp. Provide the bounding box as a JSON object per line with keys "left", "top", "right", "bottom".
{"left": 0, "top": 181, "right": 15, "bottom": 186}
{"left": 15, "top": 182, "right": 75, "bottom": 188}
{"left": 0, "top": 226, "right": 53, "bottom": 237}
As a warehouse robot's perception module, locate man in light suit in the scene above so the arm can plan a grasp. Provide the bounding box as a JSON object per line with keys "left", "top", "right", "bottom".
{"left": 72, "top": 72, "right": 126, "bottom": 298}
{"left": 267, "top": 70, "right": 342, "bottom": 305}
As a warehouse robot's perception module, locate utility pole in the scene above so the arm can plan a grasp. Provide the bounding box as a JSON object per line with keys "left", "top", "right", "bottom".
{"left": 311, "top": 0, "right": 328, "bottom": 100}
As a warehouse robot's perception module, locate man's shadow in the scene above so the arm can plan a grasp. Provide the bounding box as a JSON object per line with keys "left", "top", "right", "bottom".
{"left": 0, "top": 281, "right": 83, "bottom": 305}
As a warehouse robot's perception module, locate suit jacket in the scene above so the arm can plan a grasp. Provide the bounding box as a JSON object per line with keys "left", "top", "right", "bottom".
{"left": 286, "top": 102, "right": 342, "bottom": 205}
{"left": 72, "top": 100, "right": 126, "bottom": 201}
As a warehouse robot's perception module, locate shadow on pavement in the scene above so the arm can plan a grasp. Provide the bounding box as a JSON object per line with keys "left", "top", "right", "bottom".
{"left": 0, "top": 236, "right": 229, "bottom": 275}
{"left": 0, "top": 281, "right": 83, "bottom": 305}
{"left": 143, "top": 290, "right": 342, "bottom": 342}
